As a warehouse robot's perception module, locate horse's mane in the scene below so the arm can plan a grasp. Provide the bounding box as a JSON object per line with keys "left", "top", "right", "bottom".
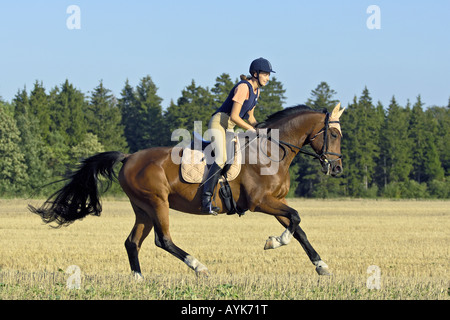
{"left": 256, "top": 104, "right": 326, "bottom": 128}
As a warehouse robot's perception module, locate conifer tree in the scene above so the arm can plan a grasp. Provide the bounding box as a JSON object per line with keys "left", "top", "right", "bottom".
{"left": 296, "top": 82, "right": 342, "bottom": 197}
{"left": 29, "top": 81, "right": 51, "bottom": 143}
{"left": 211, "top": 73, "right": 234, "bottom": 108}
{"left": 49, "top": 80, "right": 87, "bottom": 147}
{"left": 165, "top": 80, "right": 215, "bottom": 136}
{"left": 255, "top": 76, "right": 286, "bottom": 122}
{"left": 135, "top": 75, "right": 165, "bottom": 149}
{"left": 427, "top": 105, "right": 450, "bottom": 177}
{"left": 306, "top": 81, "right": 339, "bottom": 110}
{"left": 87, "top": 80, "right": 127, "bottom": 151}
{"left": 0, "top": 103, "right": 28, "bottom": 195}
{"left": 422, "top": 109, "right": 444, "bottom": 181}
{"left": 13, "top": 88, "right": 52, "bottom": 193}
{"left": 119, "top": 76, "right": 164, "bottom": 152}
{"left": 408, "top": 95, "right": 427, "bottom": 183}
{"left": 119, "top": 79, "right": 138, "bottom": 151}
{"left": 381, "top": 96, "right": 413, "bottom": 184}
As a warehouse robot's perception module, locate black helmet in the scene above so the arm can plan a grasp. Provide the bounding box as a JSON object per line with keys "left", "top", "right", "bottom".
{"left": 249, "top": 57, "right": 276, "bottom": 75}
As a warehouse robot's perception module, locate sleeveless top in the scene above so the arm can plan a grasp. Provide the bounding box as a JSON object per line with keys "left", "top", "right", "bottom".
{"left": 213, "top": 80, "right": 259, "bottom": 120}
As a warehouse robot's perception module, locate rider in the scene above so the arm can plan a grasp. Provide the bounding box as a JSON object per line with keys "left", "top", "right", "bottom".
{"left": 201, "top": 57, "right": 275, "bottom": 214}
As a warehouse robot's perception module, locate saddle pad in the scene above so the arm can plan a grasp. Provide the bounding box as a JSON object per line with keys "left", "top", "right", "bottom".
{"left": 181, "top": 138, "right": 241, "bottom": 183}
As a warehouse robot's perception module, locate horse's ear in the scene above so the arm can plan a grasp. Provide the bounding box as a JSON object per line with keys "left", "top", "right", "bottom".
{"left": 331, "top": 102, "right": 345, "bottom": 119}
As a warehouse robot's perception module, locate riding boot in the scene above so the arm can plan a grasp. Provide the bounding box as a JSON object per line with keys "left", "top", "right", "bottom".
{"left": 201, "top": 162, "right": 222, "bottom": 214}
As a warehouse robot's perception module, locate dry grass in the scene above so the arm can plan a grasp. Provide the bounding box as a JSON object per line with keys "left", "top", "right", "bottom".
{"left": 1, "top": 198, "right": 448, "bottom": 300}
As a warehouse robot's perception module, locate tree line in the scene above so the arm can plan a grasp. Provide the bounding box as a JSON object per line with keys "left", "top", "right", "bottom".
{"left": 0, "top": 75, "right": 448, "bottom": 198}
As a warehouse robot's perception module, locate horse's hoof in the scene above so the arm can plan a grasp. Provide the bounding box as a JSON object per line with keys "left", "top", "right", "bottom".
{"left": 314, "top": 260, "right": 332, "bottom": 276}
{"left": 264, "top": 236, "right": 276, "bottom": 250}
{"left": 133, "top": 272, "right": 144, "bottom": 281}
{"left": 316, "top": 266, "right": 332, "bottom": 276}
{"left": 195, "top": 269, "right": 210, "bottom": 278}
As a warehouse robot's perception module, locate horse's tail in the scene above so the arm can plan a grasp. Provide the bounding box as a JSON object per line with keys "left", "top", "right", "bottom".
{"left": 29, "top": 151, "right": 127, "bottom": 228}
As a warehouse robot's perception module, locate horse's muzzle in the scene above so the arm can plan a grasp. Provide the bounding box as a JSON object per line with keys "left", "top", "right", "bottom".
{"left": 331, "top": 164, "right": 343, "bottom": 176}
{"left": 321, "top": 159, "right": 343, "bottom": 177}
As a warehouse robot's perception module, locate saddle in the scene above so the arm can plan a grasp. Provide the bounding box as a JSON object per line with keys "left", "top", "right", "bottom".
{"left": 180, "top": 131, "right": 245, "bottom": 216}
{"left": 180, "top": 131, "right": 242, "bottom": 184}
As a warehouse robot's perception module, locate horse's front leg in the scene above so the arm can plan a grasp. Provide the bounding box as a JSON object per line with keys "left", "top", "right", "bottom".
{"left": 254, "top": 196, "right": 300, "bottom": 250}
{"left": 275, "top": 215, "right": 331, "bottom": 276}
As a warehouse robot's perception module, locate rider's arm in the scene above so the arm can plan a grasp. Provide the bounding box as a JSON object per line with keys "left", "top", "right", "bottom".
{"left": 247, "top": 108, "right": 258, "bottom": 127}
{"left": 230, "top": 101, "right": 255, "bottom": 131}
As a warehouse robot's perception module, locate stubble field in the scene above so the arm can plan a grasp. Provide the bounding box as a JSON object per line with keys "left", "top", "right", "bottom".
{"left": 0, "top": 198, "right": 448, "bottom": 300}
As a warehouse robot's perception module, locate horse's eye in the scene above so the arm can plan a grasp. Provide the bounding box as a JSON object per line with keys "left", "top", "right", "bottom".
{"left": 331, "top": 132, "right": 337, "bottom": 138}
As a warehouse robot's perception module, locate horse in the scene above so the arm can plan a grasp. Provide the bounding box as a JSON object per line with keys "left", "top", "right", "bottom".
{"left": 29, "top": 103, "right": 345, "bottom": 279}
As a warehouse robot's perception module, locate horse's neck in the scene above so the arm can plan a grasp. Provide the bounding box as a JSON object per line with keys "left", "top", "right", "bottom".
{"left": 278, "top": 111, "right": 322, "bottom": 146}
{"left": 264, "top": 112, "right": 323, "bottom": 174}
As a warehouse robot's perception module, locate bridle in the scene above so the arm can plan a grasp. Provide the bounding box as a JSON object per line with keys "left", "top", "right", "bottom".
{"left": 260, "top": 112, "right": 343, "bottom": 171}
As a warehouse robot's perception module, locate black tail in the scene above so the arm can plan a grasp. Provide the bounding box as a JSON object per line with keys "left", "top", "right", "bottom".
{"left": 29, "top": 151, "right": 127, "bottom": 227}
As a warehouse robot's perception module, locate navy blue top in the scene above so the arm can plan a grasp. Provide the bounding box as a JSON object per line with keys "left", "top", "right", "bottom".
{"left": 213, "top": 80, "right": 259, "bottom": 120}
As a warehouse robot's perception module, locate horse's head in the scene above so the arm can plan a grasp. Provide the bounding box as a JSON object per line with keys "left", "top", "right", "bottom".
{"left": 309, "top": 103, "right": 345, "bottom": 177}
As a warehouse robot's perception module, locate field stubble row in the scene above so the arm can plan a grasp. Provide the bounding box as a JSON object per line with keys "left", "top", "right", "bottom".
{"left": 1, "top": 198, "right": 448, "bottom": 299}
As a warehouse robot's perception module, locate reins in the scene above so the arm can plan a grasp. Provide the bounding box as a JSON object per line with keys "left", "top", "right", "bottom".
{"left": 259, "top": 112, "right": 343, "bottom": 165}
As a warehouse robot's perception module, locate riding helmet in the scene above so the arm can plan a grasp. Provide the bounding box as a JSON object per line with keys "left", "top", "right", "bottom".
{"left": 249, "top": 57, "right": 276, "bottom": 75}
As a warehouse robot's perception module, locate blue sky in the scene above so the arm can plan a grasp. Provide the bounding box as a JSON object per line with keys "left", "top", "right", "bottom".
{"left": 1, "top": 1, "right": 449, "bottom": 109}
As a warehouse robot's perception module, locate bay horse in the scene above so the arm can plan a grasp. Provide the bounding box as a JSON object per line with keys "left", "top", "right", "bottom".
{"left": 29, "top": 103, "right": 345, "bottom": 279}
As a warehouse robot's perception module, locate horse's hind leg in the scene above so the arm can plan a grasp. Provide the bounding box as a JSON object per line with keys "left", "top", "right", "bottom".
{"left": 125, "top": 203, "right": 153, "bottom": 280}
{"left": 151, "top": 200, "right": 210, "bottom": 277}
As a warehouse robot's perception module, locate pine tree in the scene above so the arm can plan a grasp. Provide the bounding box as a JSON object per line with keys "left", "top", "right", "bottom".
{"left": 255, "top": 76, "right": 286, "bottom": 122}
{"left": 87, "top": 80, "right": 128, "bottom": 151}
{"left": 381, "top": 96, "right": 413, "bottom": 184}
{"left": 340, "top": 96, "right": 361, "bottom": 196}
{"left": 427, "top": 105, "right": 450, "bottom": 177}
{"left": 295, "top": 82, "right": 343, "bottom": 197}
{"left": 164, "top": 79, "right": 215, "bottom": 137}
{"left": 119, "top": 79, "right": 138, "bottom": 151}
{"left": 119, "top": 76, "right": 165, "bottom": 152}
{"left": 29, "top": 81, "right": 51, "bottom": 143}
{"left": 13, "top": 88, "right": 52, "bottom": 193}
{"left": 211, "top": 73, "right": 234, "bottom": 108}
{"left": 49, "top": 80, "right": 87, "bottom": 147}
{"left": 357, "top": 88, "right": 380, "bottom": 192}
{"left": 306, "top": 81, "right": 339, "bottom": 110}
{"left": 134, "top": 75, "right": 165, "bottom": 150}
{"left": 422, "top": 109, "right": 444, "bottom": 181}
{"left": 339, "top": 88, "right": 382, "bottom": 196}
{"left": 408, "top": 95, "right": 427, "bottom": 183}
{"left": 0, "top": 103, "right": 28, "bottom": 195}
{"left": 373, "top": 101, "right": 386, "bottom": 189}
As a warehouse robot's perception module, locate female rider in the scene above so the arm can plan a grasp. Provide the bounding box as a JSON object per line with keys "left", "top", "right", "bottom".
{"left": 201, "top": 57, "right": 275, "bottom": 214}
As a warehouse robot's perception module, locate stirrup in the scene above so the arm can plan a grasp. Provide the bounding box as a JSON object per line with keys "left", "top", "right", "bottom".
{"left": 202, "top": 203, "right": 219, "bottom": 216}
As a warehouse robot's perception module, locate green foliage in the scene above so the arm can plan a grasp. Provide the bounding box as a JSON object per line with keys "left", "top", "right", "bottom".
{"left": 381, "top": 97, "right": 413, "bottom": 183}
{"left": 0, "top": 75, "right": 448, "bottom": 199}
{"left": 211, "top": 73, "right": 234, "bottom": 107}
{"left": 165, "top": 79, "right": 215, "bottom": 137}
{"left": 254, "top": 76, "right": 286, "bottom": 122}
{"left": 341, "top": 88, "right": 382, "bottom": 196}
{"left": 71, "top": 133, "right": 105, "bottom": 162}
{"left": 296, "top": 82, "right": 343, "bottom": 198}
{"left": 87, "top": 80, "right": 127, "bottom": 152}
{"left": 0, "top": 103, "right": 28, "bottom": 195}
{"left": 119, "top": 76, "right": 164, "bottom": 152}
{"left": 381, "top": 180, "right": 429, "bottom": 199}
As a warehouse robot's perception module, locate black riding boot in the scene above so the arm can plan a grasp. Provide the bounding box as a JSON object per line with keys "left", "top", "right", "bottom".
{"left": 201, "top": 162, "right": 222, "bottom": 214}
